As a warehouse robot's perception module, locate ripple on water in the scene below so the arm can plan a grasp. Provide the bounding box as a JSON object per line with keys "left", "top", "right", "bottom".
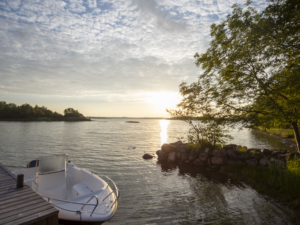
{"left": 0, "top": 119, "right": 298, "bottom": 224}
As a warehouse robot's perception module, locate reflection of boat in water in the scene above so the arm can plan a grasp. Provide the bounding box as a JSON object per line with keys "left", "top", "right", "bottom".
{"left": 12, "top": 154, "right": 119, "bottom": 222}
{"left": 126, "top": 121, "right": 140, "bottom": 123}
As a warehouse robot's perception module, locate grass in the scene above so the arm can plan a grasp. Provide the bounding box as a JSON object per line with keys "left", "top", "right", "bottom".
{"left": 222, "top": 157, "right": 300, "bottom": 208}
{"left": 257, "top": 126, "right": 295, "bottom": 139}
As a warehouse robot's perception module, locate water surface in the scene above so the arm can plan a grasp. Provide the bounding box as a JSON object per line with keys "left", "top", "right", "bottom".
{"left": 0, "top": 119, "right": 298, "bottom": 224}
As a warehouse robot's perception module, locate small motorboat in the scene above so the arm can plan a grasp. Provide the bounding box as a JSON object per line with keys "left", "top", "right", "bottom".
{"left": 12, "top": 154, "right": 119, "bottom": 222}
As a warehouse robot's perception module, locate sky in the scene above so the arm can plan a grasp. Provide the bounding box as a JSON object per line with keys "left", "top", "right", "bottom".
{"left": 0, "top": 0, "right": 268, "bottom": 117}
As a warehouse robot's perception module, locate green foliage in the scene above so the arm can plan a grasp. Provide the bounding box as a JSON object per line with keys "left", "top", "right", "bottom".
{"left": 168, "top": 0, "right": 300, "bottom": 151}
{"left": 178, "top": 117, "right": 233, "bottom": 150}
{"left": 224, "top": 157, "right": 300, "bottom": 202}
{"left": 236, "top": 145, "right": 248, "bottom": 153}
{"left": 0, "top": 102, "right": 86, "bottom": 121}
{"left": 63, "top": 108, "right": 84, "bottom": 118}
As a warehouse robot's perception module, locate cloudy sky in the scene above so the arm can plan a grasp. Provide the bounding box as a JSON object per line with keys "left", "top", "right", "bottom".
{"left": 0, "top": 0, "right": 268, "bottom": 117}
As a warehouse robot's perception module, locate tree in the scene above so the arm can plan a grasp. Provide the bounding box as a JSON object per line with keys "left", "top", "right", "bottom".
{"left": 63, "top": 108, "right": 84, "bottom": 118}
{"left": 169, "top": 0, "right": 300, "bottom": 151}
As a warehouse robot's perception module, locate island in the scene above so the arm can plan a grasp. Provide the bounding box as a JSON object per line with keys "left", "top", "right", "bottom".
{"left": 0, "top": 102, "right": 90, "bottom": 121}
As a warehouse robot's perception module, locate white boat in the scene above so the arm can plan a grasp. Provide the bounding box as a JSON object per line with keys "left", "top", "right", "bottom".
{"left": 11, "top": 154, "right": 119, "bottom": 222}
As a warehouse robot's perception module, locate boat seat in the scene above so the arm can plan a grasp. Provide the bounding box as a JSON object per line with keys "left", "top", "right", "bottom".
{"left": 72, "top": 182, "right": 94, "bottom": 198}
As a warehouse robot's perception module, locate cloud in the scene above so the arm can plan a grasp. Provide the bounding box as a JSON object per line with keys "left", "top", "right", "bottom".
{"left": 0, "top": 0, "right": 268, "bottom": 101}
{"left": 132, "top": 0, "right": 187, "bottom": 32}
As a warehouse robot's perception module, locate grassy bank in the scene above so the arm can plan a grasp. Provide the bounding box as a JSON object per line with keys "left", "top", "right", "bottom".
{"left": 257, "top": 126, "right": 295, "bottom": 139}
{"left": 221, "top": 158, "right": 300, "bottom": 208}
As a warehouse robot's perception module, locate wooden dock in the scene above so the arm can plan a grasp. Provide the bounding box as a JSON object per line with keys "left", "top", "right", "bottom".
{"left": 0, "top": 163, "right": 59, "bottom": 225}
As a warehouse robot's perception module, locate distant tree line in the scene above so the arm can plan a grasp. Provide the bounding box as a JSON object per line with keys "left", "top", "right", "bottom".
{"left": 0, "top": 102, "right": 87, "bottom": 121}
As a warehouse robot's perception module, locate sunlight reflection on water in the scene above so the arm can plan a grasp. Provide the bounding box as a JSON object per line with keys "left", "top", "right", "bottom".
{"left": 160, "top": 120, "right": 169, "bottom": 146}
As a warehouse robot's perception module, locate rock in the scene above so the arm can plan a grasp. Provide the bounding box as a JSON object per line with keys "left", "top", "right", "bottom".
{"left": 156, "top": 150, "right": 168, "bottom": 160}
{"left": 271, "top": 151, "right": 281, "bottom": 157}
{"left": 205, "top": 148, "right": 213, "bottom": 155}
{"left": 168, "top": 152, "right": 177, "bottom": 163}
{"left": 176, "top": 152, "right": 182, "bottom": 159}
{"left": 235, "top": 152, "right": 251, "bottom": 160}
{"left": 262, "top": 149, "right": 272, "bottom": 156}
{"left": 193, "top": 159, "right": 205, "bottom": 166}
{"left": 189, "top": 149, "right": 200, "bottom": 161}
{"left": 199, "top": 152, "right": 208, "bottom": 162}
{"left": 247, "top": 148, "right": 261, "bottom": 153}
{"left": 246, "top": 159, "right": 258, "bottom": 166}
{"left": 143, "top": 153, "right": 154, "bottom": 159}
{"left": 210, "top": 166, "right": 220, "bottom": 169}
{"left": 259, "top": 158, "right": 270, "bottom": 167}
{"left": 211, "top": 156, "right": 228, "bottom": 165}
{"left": 227, "top": 149, "right": 237, "bottom": 157}
{"left": 228, "top": 158, "right": 246, "bottom": 166}
{"left": 251, "top": 153, "right": 262, "bottom": 159}
{"left": 184, "top": 160, "right": 190, "bottom": 164}
{"left": 181, "top": 152, "right": 189, "bottom": 162}
{"left": 178, "top": 144, "right": 191, "bottom": 153}
{"left": 161, "top": 143, "right": 177, "bottom": 153}
{"left": 223, "top": 144, "right": 237, "bottom": 151}
{"left": 212, "top": 150, "right": 227, "bottom": 157}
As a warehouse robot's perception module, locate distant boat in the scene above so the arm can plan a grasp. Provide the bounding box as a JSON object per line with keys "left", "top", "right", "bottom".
{"left": 125, "top": 121, "right": 140, "bottom": 123}
{"left": 12, "top": 154, "right": 119, "bottom": 222}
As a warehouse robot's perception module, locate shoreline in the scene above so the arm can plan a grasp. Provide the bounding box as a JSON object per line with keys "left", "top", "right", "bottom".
{"left": 253, "top": 128, "right": 297, "bottom": 149}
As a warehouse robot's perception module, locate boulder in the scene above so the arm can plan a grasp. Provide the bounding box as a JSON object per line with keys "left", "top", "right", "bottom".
{"left": 189, "top": 149, "right": 200, "bottom": 161}
{"left": 156, "top": 150, "right": 168, "bottom": 160}
{"left": 199, "top": 152, "right": 208, "bottom": 162}
{"left": 212, "top": 150, "right": 227, "bottom": 157}
{"left": 246, "top": 159, "right": 258, "bottom": 167}
{"left": 223, "top": 144, "right": 237, "bottom": 151}
{"left": 259, "top": 158, "right": 270, "bottom": 167}
{"left": 161, "top": 143, "right": 177, "bottom": 153}
{"left": 247, "top": 148, "right": 261, "bottom": 153}
{"left": 178, "top": 144, "right": 191, "bottom": 153}
{"left": 193, "top": 159, "right": 205, "bottom": 166}
{"left": 262, "top": 149, "right": 272, "bottom": 156}
{"left": 181, "top": 152, "right": 189, "bottom": 162}
{"left": 205, "top": 147, "right": 213, "bottom": 155}
{"left": 235, "top": 152, "right": 251, "bottom": 160}
{"left": 211, "top": 156, "right": 228, "bottom": 166}
{"left": 176, "top": 152, "right": 182, "bottom": 160}
{"left": 168, "top": 152, "right": 177, "bottom": 163}
{"left": 227, "top": 149, "right": 237, "bottom": 157}
{"left": 251, "top": 153, "right": 262, "bottom": 159}
{"left": 228, "top": 158, "right": 246, "bottom": 166}
{"left": 142, "top": 153, "right": 154, "bottom": 159}
{"left": 271, "top": 151, "right": 281, "bottom": 157}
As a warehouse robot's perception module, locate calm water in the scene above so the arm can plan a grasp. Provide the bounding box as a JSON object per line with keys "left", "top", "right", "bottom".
{"left": 0, "top": 119, "right": 299, "bottom": 224}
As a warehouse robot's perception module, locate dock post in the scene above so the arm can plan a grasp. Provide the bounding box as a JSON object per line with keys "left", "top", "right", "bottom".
{"left": 17, "top": 174, "right": 24, "bottom": 188}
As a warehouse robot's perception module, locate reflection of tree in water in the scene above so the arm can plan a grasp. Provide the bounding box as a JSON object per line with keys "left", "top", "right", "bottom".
{"left": 157, "top": 161, "right": 297, "bottom": 224}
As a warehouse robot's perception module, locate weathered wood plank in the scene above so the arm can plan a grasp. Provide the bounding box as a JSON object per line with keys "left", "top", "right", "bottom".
{"left": 0, "top": 201, "right": 50, "bottom": 220}
{"left": 0, "top": 194, "right": 43, "bottom": 210}
{"left": 0, "top": 182, "right": 16, "bottom": 189}
{"left": 1, "top": 204, "right": 55, "bottom": 224}
{"left": 0, "top": 192, "right": 38, "bottom": 206}
{"left": 0, "top": 163, "right": 58, "bottom": 225}
{"left": 0, "top": 187, "right": 33, "bottom": 198}
{"left": 0, "top": 163, "right": 17, "bottom": 179}
{"left": 0, "top": 176, "right": 14, "bottom": 182}
{"left": 0, "top": 185, "right": 31, "bottom": 195}
{"left": 0, "top": 188, "right": 34, "bottom": 201}
{"left": 0, "top": 179, "right": 16, "bottom": 186}
{"left": 4, "top": 207, "right": 58, "bottom": 225}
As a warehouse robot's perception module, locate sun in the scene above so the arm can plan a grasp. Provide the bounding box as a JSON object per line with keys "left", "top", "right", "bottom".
{"left": 146, "top": 92, "right": 182, "bottom": 111}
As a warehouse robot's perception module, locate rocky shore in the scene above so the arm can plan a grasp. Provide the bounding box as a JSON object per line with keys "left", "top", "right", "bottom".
{"left": 144, "top": 141, "right": 300, "bottom": 169}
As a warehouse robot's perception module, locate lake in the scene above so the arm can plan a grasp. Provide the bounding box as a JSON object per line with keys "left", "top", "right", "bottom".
{"left": 0, "top": 119, "right": 299, "bottom": 224}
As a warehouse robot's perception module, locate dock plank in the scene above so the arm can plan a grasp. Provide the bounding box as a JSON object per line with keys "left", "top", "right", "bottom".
{"left": 0, "top": 163, "right": 58, "bottom": 225}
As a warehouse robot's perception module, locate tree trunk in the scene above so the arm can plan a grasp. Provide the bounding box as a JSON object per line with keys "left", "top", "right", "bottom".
{"left": 291, "top": 122, "right": 300, "bottom": 152}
